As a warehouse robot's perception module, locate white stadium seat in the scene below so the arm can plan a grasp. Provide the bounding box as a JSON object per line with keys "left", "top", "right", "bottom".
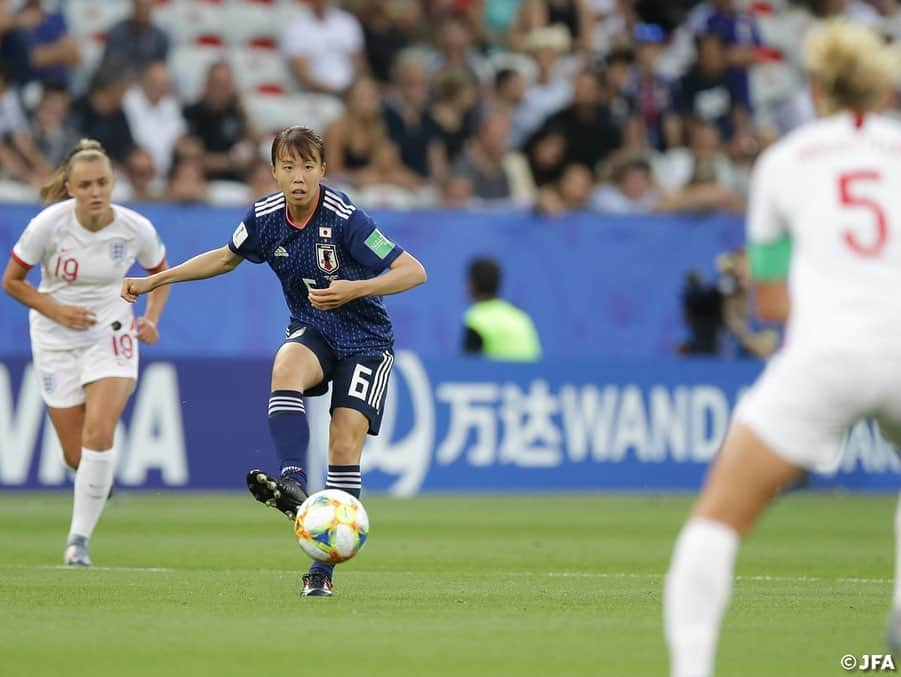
{"left": 65, "top": 0, "right": 131, "bottom": 40}
{"left": 168, "top": 0, "right": 228, "bottom": 46}
{"left": 229, "top": 47, "right": 295, "bottom": 95}
{"left": 170, "top": 44, "right": 227, "bottom": 102}
{"left": 245, "top": 92, "right": 344, "bottom": 136}
{"left": 72, "top": 35, "right": 106, "bottom": 94}
{"left": 221, "top": 3, "right": 282, "bottom": 49}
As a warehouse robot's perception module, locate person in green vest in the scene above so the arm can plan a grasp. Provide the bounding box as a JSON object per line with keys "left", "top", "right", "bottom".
{"left": 462, "top": 257, "right": 541, "bottom": 361}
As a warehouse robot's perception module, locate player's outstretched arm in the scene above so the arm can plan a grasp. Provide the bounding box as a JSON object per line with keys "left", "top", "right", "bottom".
{"left": 308, "top": 252, "right": 427, "bottom": 311}
{"left": 121, "top": 245, "right": 243, "bottom": 303}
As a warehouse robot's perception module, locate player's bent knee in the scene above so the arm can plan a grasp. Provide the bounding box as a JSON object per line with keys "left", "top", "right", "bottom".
{"left": 82, "top": 422, "right": 116, "bottom": 450}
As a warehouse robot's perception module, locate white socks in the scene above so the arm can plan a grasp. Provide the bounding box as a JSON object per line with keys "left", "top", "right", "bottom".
{"left": 68, "top": 447, "right": 116, "bottom": 542}
{"left": 664, "top": 518, "right": 740, "bottom": 677}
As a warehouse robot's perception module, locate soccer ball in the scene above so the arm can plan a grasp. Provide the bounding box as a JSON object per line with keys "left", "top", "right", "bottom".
{"left": 294, "top": 489, "right": 369, "bottom": 563}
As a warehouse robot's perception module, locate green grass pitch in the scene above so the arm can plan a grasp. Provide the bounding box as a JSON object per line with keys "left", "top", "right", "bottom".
{"left": 0, "top": 492, "right": 897, "bottom": 676}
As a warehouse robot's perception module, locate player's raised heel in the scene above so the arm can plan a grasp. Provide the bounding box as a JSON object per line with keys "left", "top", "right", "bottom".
{"left": 245, "top": 469, "right": 308, "bottom": 520}
{"left": 301, "top": 573, "right": 333, "bottom": 597}
{"left": 63, "top": 535, "right": 92, "bottom": 567}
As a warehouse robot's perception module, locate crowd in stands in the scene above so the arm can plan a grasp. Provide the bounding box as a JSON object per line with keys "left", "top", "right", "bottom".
{"left": 0, "top": 0, "right": 898, "bottom": 212}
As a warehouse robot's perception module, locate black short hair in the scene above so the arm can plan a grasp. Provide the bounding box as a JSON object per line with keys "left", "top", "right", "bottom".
{"left": 270, "top": 126, "right": 324, "bottom": 166}
{"left": 494, "top": 68, "right": 519, "bottom": 89}
{"left": 468, "top": 257, "right": 501, "bottom": 297}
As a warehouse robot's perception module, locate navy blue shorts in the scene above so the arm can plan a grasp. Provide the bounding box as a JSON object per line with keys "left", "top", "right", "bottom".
{"left": 284, "top": 321, "right": 394, "bottom": 435}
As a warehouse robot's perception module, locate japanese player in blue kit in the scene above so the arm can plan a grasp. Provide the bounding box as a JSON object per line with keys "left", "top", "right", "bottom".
{"left": 121, "top": 127, "right": 427, "bottom": 597}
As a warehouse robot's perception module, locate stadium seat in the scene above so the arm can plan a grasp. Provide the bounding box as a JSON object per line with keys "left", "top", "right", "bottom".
{"left": 170, "top": 44, "right": 227, "bottom": 102}
{"left": 245, "top": 92, "right": 344, "bottom": 136}
{"left": 229, "top": 47, "right": 295, "bottom": 95}
{"left": 65, "top": 0, "right": 131, "bottom": 40}
{"left": 221, "top": 3, "right": 282, "bottom": 49}
{"left": 168, "top": 0, "right": 228, "bottom": 47}
{"left": 72, "top": 34, "right": 106, "bottom": 94}
{"left": 153, "top": 0, "right": 180, "bottom": 37}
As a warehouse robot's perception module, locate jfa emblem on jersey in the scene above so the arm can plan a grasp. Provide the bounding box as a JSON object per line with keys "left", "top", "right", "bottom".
{"left": 316, "top": 243, "right": 339, "bottom": 273}
{"left": 109, "top": 240, "right": 126, "bottom": 262}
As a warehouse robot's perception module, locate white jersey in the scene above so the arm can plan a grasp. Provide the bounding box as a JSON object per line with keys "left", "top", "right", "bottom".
{"left": 748, "top": 111, "right": 901, "bottom": 355}
{"left": 12, "top": 199, "right": 166, "bottom": 351}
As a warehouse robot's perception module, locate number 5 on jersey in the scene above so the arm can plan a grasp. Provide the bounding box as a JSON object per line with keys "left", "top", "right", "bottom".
{"left": 840, "top": 170, "right": 889, "bottom": 257}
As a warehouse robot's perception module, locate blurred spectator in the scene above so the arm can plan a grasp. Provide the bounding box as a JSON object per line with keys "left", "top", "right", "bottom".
{"left": 686, "top": 0, "right": 763, "bottom": 114}
{"left": 441, "top": 173, "right": 476, "bottom": 208}
{"left": 625, "top": 22, "right": 681, "bottom": 150}
{"left": 652, "top": 118, "right": 743, "bottom": 212}
{"left": 805, "top": 0, "right": 881, "bottom": 25}
{"left": 70, "top": 66, "right": 135, "bottom": 164}
{"left": 471, "top": 0, "right": 524, "bottom": 49}
{"left": 354, "top": 142, "right": 422, "bottom": 191}
{"left": 510, "top": 25, "right": 574, "bottom": 148}
{"left": 654, "top": 119, "right": 734, "bottom": 190}
{"left": 282, "top": 0, "right": 366, "bottom": 96}
{"left": 325, "top": 75, "right": 421, "bottom": 190}
{"left": 524, "top": 127, "right": 568, "bottom": 186}
{"left": 451, "top": 109, "right": 535, "bottom": 204}
{"left": 1, "top": 0, "right": 79, "bottom": 89}
{"left": 382, "top": 52, "right": 444, "bottom": 180}
{"left": 540, "top": 69, "right": 622, "bottom": 172}
{"left": 590, "top": 0, "right": 638, "bottom": 54}
{"left": 602, "top": 47, "right": 636, "bottom": 128}
{"left": 463, "top": 257, "right": 542, "bottom": 362}
{"left": 123, "top": 61, "right": 186, "bottom": 178}
{"left": 30, "top": 82, "right": 77, "bottom": 168}
{"left": 590, "top": 155, "right": 660, "bottom": 213}
{"left": 492, "top": 67, "right": 526, "bottom": 120}
{"left": 358, "top": 0, "right": 420, "bottom": 84}
{"left": 113, "top": 146, "right": 162, "bottom": 203}
{"left": 183, "top": 61, "right": 256, "bottom": 182}
{"left": 425, "top": 16, "right": 492, "bottom": 85}
{"left": 634, "top": 0, "right": 697, "bottom": 32}
{"left": 512, "top": 0, "right": 594, "bottom": 54}
{"left": 537, "top": 163, "right": 594, "bottom": 215}
{"left": 247, "top": 159, "right": 279, "bottom": 201}
{"left": 673, "top": 33, "right": 744, "bottom": 142}
{"left": 430, "top": 67, "right": 480, "bottom": 164}
{"left": 871, "top": 0, "right": 901, "bottom": 42}
{"left": 0, "top": 61, "right": 48, "bottom": 184}
{"left": 101, "top": 0, "right": 171, "bottom": 78}
{"left": 165, "top": 157, "right": 208, "bottom": 203}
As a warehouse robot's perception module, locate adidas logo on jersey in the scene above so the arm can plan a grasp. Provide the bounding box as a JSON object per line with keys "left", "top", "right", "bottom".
{"left": 274, "top": 247, "right": 289, "bottom": 257}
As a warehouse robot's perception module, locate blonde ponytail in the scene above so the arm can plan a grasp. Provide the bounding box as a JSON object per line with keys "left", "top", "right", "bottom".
{"left": 39, "top": 138, "right": 109, "bottom": 204}
{"left": 804, "top": 20, "right": 900, "bottom": 114}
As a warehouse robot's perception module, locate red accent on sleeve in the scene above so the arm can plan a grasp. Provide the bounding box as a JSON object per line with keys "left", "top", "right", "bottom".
{"left": 145, "top": 256, "right": 167, "bottom": 274}
{"left": 10, "top": 250, "right": 34, "bottom": 271}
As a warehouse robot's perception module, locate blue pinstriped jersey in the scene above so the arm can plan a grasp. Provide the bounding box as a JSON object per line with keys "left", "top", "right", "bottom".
{"left": 227, "top": 185, "right": 404, "bottom": 358}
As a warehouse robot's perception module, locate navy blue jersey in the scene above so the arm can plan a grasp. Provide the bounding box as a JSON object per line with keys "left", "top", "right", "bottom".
{"left": 227, "top": 185, "right": 404, "bottom": 358}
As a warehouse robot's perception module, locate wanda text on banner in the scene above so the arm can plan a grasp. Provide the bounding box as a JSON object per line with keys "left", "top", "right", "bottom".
{"left": 1, "top": 355, "right": 899, "bottom": 492}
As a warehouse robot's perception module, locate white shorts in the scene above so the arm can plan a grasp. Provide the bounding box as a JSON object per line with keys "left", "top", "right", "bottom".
{"left": 32, "top": 333, "right": 139, "bottom": 409}
{"left": 734, "top": 349, "right": 901, "bottom": 473}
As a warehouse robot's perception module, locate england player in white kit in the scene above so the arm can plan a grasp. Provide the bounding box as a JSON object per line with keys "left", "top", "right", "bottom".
{"left": 663, "top": 21, "right": 901, "bottom": 676}
{"left": 1, "top": 140, "right": 170, "bottom": 566}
